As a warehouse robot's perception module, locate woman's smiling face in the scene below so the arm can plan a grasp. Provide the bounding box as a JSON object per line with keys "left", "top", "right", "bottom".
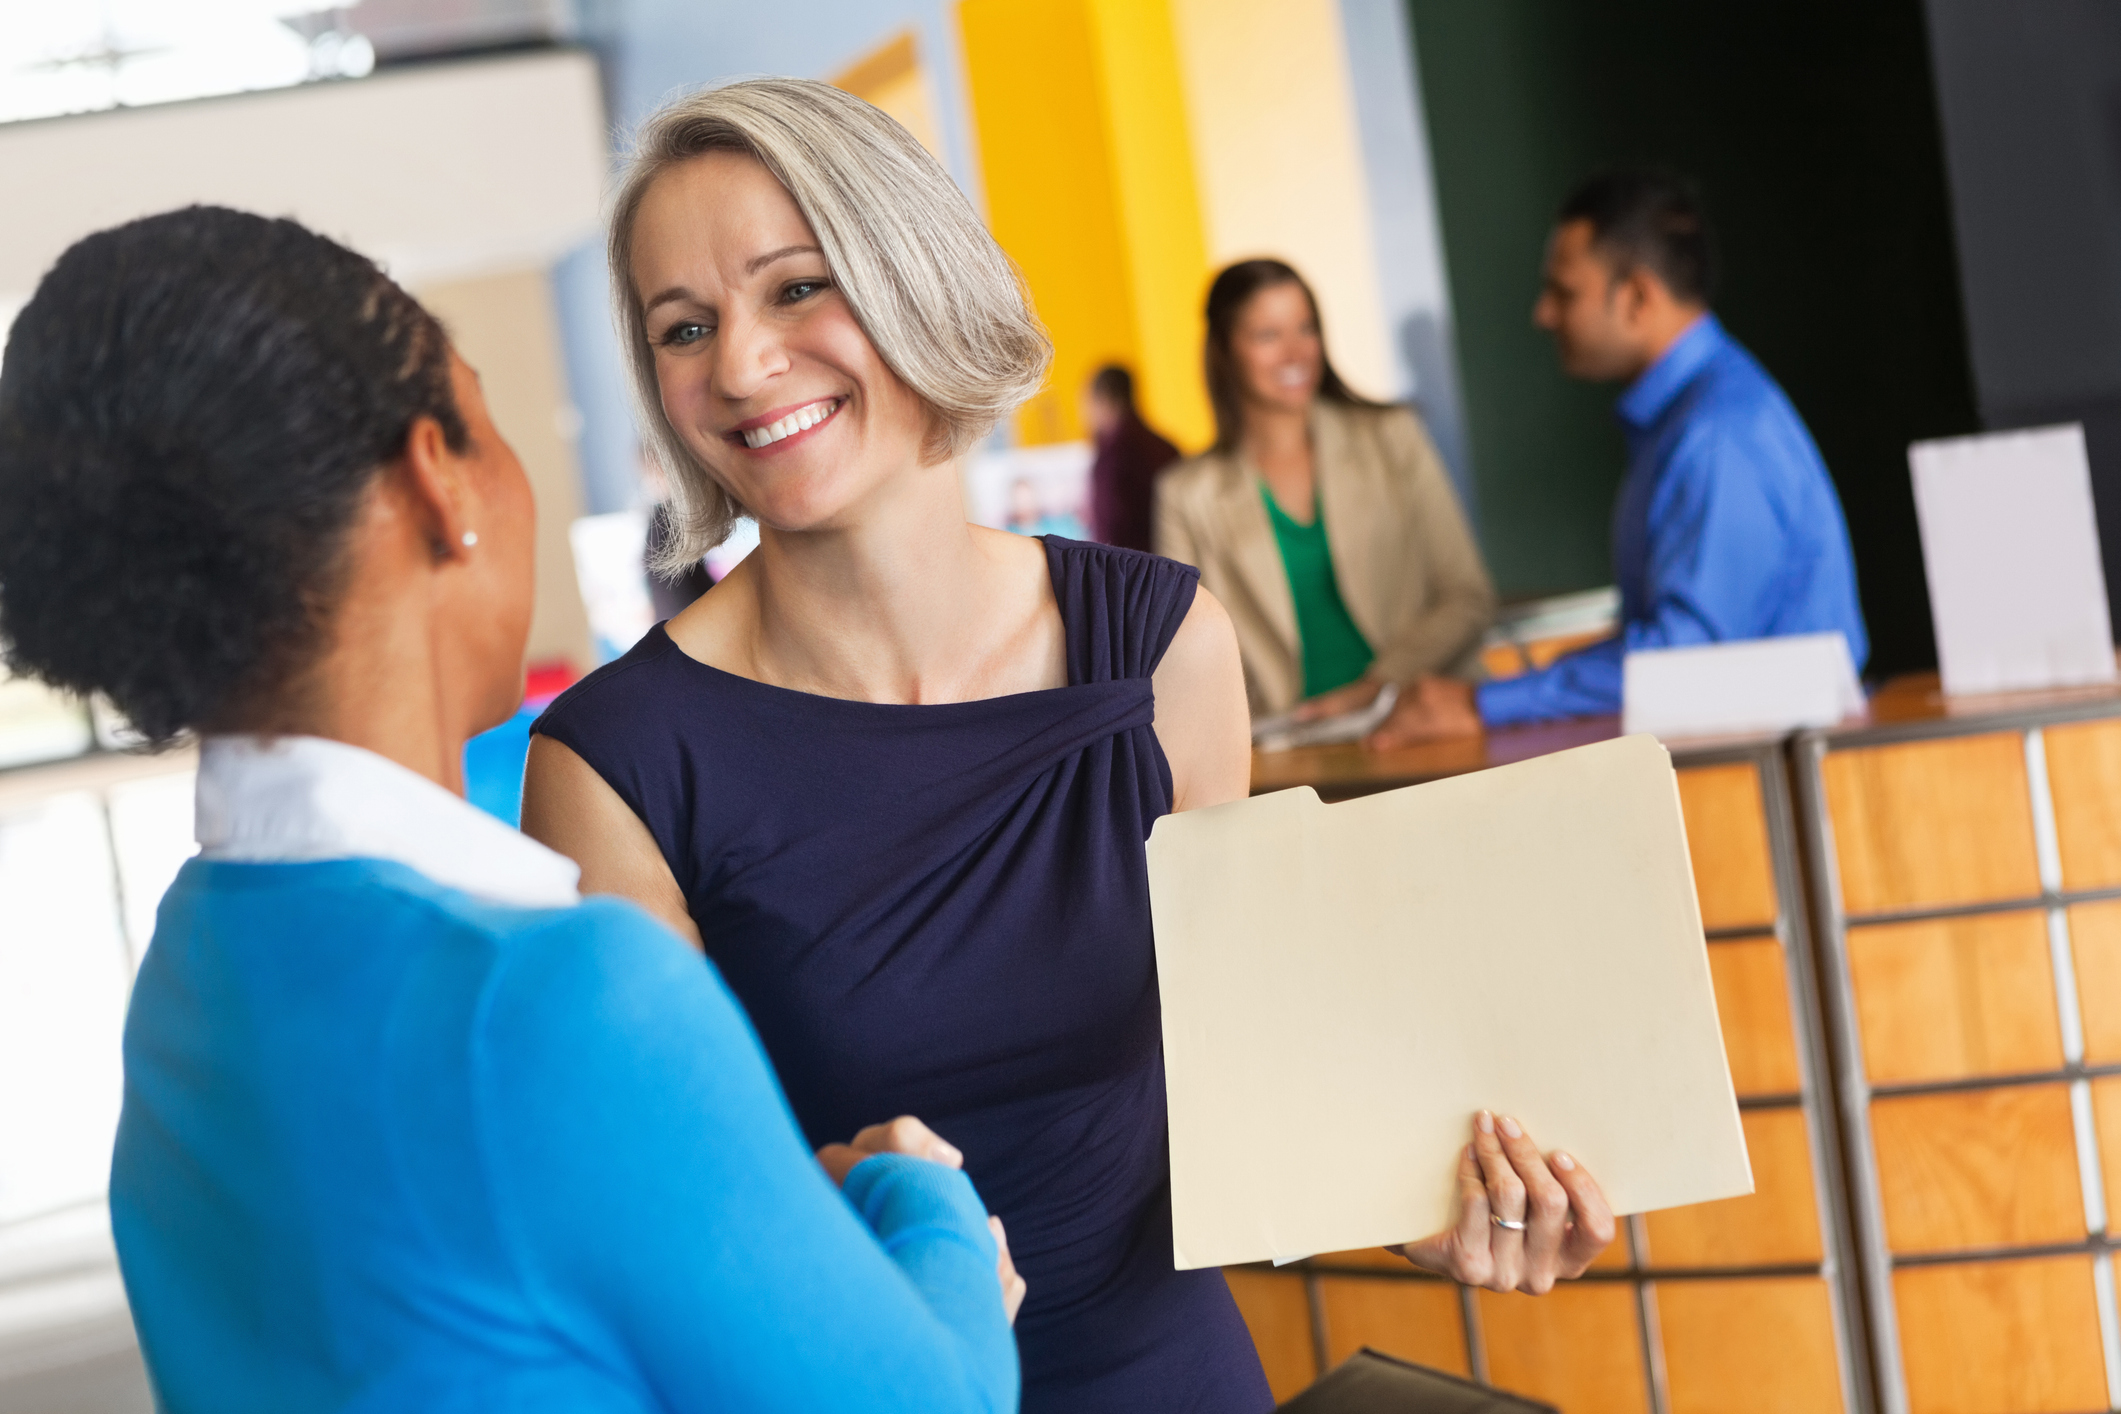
{"left": 629, "top": 150, "right": 935, "bottom": 533}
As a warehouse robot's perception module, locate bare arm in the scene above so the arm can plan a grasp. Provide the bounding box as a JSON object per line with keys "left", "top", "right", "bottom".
{"left": 1151, "top": 587, "right": 1250, "bottom": 812}
{"left": 521, "top": 734, "right": 703, "bottom": 949}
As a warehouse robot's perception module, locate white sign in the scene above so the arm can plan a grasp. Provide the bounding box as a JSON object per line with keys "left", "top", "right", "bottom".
{"left": 1911, "top": 424, "right": 2117, "bottom": 695}
{"left": 1622, "top": 633, "right": 1864, "bottom": 740}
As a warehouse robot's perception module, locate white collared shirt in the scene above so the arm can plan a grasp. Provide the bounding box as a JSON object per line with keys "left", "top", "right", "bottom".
{"left": 195, "top": 735, "right": 580, "bottom": 909}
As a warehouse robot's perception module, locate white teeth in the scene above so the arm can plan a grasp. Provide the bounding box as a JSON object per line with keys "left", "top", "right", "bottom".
{"left": 741, "top": 398, "right": 838, "bottom": 449}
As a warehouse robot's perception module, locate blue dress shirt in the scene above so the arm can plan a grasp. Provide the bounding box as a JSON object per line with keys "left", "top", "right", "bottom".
{"left": 1478, "top": 314, "right": 1868, "bottom": 725}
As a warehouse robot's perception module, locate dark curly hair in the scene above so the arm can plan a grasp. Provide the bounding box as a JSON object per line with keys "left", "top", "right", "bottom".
{"left": 1202, "top": 259, "right": 1391, "bottom": 454}
{"left": 0, "top": 206, "right": 465, "bottom": 746}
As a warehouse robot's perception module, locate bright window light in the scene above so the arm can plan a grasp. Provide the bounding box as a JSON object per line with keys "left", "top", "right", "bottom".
{"left": 0, "top": 1, "right": 374, "bottom": 127}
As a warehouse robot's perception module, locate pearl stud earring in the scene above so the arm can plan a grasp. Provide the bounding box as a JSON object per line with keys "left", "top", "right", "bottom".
{"left": 461, "top": 531, "right": 478, "bottom": 547}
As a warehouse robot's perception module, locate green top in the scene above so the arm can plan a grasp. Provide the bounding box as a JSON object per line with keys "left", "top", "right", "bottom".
{"left": 1260, "top": 484, "right": 1374, "bottom": 699}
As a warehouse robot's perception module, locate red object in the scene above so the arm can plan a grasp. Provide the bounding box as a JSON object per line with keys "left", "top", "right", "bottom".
{"left": 524, "top": 660, "right": 580, "bottom": 710}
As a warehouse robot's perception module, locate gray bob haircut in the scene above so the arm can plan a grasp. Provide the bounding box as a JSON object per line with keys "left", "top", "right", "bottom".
{"left": 610, "top": 76, "right": 1053, "bottom": 573}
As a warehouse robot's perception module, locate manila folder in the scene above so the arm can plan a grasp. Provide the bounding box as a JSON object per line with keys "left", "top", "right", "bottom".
{"left": 1146, "top": 733, "right": 1750, "bottom": 1270}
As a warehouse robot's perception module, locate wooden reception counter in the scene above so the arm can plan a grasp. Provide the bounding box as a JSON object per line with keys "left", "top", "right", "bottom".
{"left": 1229, "top": 718, "right": 1864, "bottom": 1414}
{"left": 1228, "top": 677, "right": 2121, "bottom": 1414}
{"left": 1793, "top": 676, "right": 2121, "bottom": 1414}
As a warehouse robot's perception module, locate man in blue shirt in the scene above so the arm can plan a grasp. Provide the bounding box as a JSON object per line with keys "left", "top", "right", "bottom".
{"left": 1369, "top": 168, "right": 1867, "bottom": 744}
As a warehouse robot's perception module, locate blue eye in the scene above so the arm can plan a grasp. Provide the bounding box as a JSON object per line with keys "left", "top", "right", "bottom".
{"left": 664, "top": 322, "right": 709, "bottom": 347}
{"left": 782, "top": 280, "right": 828, "bottom": 303}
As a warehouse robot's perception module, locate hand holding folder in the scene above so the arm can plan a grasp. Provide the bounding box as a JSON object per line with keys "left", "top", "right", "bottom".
{"left": 1147, "top": 734, "right": 1751, "bottom": 1271}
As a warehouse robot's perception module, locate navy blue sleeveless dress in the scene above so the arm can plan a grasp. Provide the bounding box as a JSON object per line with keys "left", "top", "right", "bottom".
{"left": 534, "top": 538, "right": 1273, "bottom": 1412}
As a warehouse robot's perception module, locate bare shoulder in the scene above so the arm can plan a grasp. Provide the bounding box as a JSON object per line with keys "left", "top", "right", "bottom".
{"left": 1152, "top": 586, "right": 1250, "bottom": 811}
{"left": 522, "top": 735, "right": 702, "bottom": 948}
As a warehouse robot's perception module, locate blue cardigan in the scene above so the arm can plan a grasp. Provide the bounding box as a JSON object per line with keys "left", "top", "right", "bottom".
{"left": 110, "top": 857, "right": 1018, "bottom": 1412}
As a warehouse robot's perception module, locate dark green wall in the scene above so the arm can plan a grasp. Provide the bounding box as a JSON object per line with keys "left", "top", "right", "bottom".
{"left": 1408, "top": 0, "right": 1980, "bottom": 676}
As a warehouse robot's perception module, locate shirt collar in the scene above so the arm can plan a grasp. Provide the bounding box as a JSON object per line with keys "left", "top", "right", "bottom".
{"left": 195, "top": 734, "right": 580, "bottom": 908}
{"left": 1615, "top": 312, "right": 1723, "bottom": 430}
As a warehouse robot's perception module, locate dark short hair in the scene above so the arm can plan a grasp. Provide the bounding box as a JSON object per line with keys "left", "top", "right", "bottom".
{"left": 1089, "top": 363, "right": 1135, "bottom": 410}
{"left": 1202, "top": 259, "right": 1388, "bottom": 453}
{"left": 0, "top": 206, "right": 465, "bottom": 745}
{"left": 1557, "top": 167, "right": 1716, "bottom": 306}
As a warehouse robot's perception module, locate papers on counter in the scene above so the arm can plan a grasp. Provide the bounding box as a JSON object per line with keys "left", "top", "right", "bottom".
{"left": 1910, "top": 424, "right": 2117, "bottom": 695}
{"left": 1252, "top": 682, "right": 1400, "bottom": 752}
{"left": 1147, "top": 734, "right": 1750, "bottom": 1270}
{"left": 1623, "top": 632, "right": 1863, "bottom": 739}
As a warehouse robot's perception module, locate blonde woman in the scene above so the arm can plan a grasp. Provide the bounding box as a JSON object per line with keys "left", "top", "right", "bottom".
{"left": 525, "top": 79, "right": 1613, "bottom": 1413}
{"left": 1157, "top": 260, "right": 1497, "bottom": 740}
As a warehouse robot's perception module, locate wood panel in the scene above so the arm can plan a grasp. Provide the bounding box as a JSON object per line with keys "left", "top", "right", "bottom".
{"left": 1587, "top": 1225, "right": 1633, "bottom": 1271}
{"left": 2045, "top": 717, "right": 2121, "bottom": 891}
{"left": 1309, "top": 1246, "right": 1407, "bottom": 1271}
{"left": 1708, "top": 937, "right": 1803, "bottom": 1096}
{"left": 1675, "top": 763, "right": 1779, "bottom": 932}
{"left": 1871, "top": 1085, "right": 2085, "bottom": 1254}
{"left": 2071, "top": 899, "right": 2121, "bottom": 1065}
{"left": 1894, "top": 1256, "right": 2107, "bottom": 1414}
{"left": 1821, "top": 734, "right": 2040, "bottom": 915}
{"left": 1476, "top": 1283, "right": 1650, "bottom": 1414}
{"left": 1644, "top": 1107, "right": 1822, "bottom": 1266}
{"left": 2090, "top": 1075, "right": 2121, "bottom": 1233}
{"left": 1223, "top": 1268, "right": 1317, "bottom": 1402}
{"left": 1315, "top": 1276, "right": 1469, "bottom": 1376}
{"left": 1847, "top": 911, "right": 2064, "bottom": 1083}
{"left": 1655, "top": 1277, "right": 1844, "bottom": 1414}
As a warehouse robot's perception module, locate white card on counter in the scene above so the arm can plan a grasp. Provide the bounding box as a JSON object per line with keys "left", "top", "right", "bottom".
{"left": 1147, "top": 734, "right": 1751, "bottom": 1270}
{"left": 1911, "top": 424, "right": 2117, "bottom": 695}
{"left": 1622, "top": 632, "right": 1863, "bottom": 739}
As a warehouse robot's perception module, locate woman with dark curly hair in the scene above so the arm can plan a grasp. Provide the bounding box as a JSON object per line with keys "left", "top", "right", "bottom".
{"left": 0, "top": 205, "right": 1019, "bottom": 1412}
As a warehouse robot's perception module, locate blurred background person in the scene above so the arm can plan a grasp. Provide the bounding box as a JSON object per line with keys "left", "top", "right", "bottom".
{"left": 1004, "top": 473, "right": 1088, "bottom": 539}
{"left": 1156, "top": 258, "right": 1495, "bottom": 722}
{"left": 0, "top": 206, "right": 1021, "bottom": 1412}
{"left": 1083, "top": 363, "right": 1178, "bottom": 552}
{"left": 1379, "top": 168, "right": 1869, "bottom": 744}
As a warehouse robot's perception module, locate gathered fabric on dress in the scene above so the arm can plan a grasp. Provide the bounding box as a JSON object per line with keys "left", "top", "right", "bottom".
{"left": 534, "top": 538, "right": 1273, "bottom": 1413}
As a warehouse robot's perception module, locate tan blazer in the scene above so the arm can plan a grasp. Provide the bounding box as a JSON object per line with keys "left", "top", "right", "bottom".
{"left": 1155, "top": 400, "right": 1496, "bottom": 717}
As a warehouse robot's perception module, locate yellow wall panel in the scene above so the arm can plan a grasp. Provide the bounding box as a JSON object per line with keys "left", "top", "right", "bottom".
{"left": 1167, "top": 0, "right": 1396, "bottom": 402}
{"left": 1085, "top": 0, "right": 1213, "bottom": 450}
{"left": 958, "top": 0, "right": 1137, "bottom": 447}
{"left": 831, "top": 30, "right": 946, "bottom": 161}
{"left": 958, "top": 0, "right": 1212, "bottom": 450}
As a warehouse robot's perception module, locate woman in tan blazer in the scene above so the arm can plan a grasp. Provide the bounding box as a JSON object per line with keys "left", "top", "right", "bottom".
{"left": 1156, "top": 259, "right": 1496, "bottom": 736}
